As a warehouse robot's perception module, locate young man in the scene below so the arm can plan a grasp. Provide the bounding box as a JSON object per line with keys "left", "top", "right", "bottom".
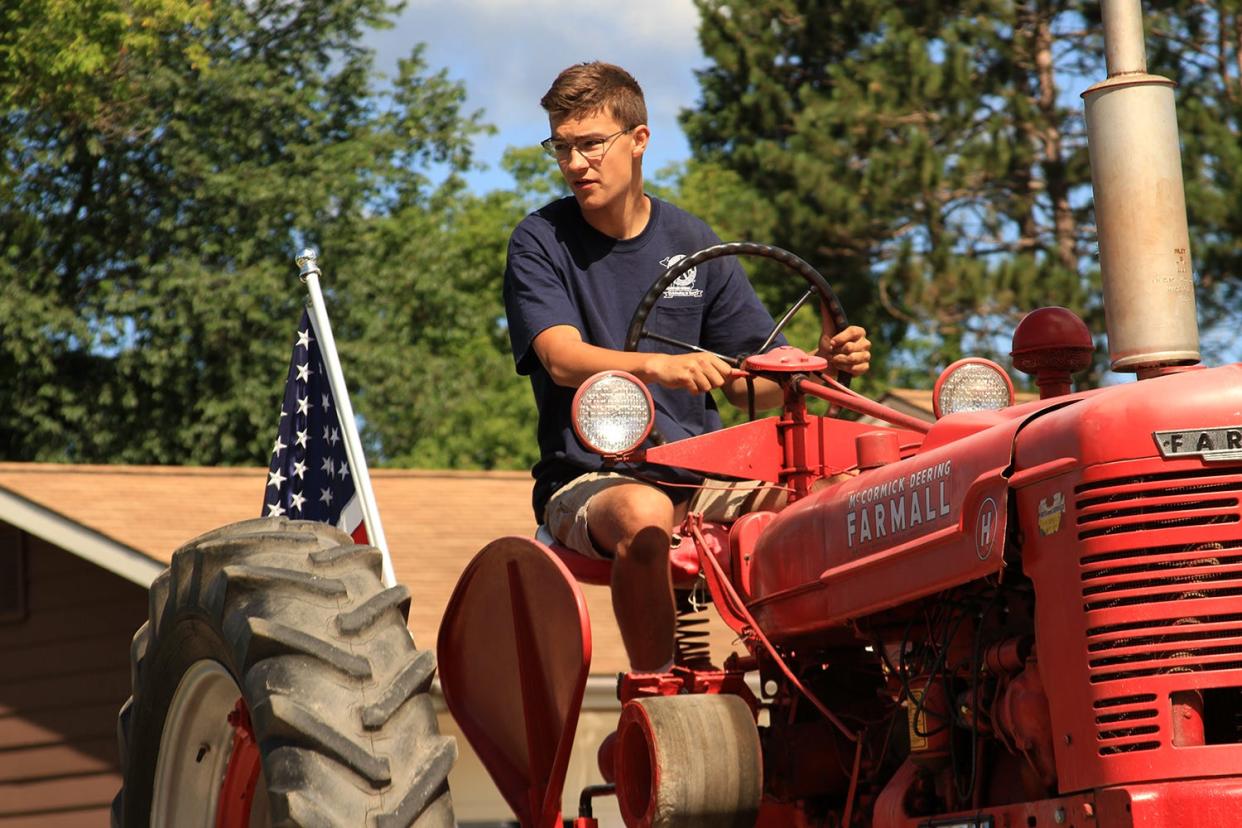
{"left": 504, "top": 62, "right": 870, "bottom": 671}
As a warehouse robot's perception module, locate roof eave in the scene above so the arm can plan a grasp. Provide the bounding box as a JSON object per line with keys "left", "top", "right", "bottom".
{"left": 0, "top": 485, "right": 164, "bottom": 587}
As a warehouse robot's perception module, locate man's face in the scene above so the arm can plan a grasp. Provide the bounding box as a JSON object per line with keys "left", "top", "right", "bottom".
{"left": 548, "top": 110, "right": 648, "bottom": 212}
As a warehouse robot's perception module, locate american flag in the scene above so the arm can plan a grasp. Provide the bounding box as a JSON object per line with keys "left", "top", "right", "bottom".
{"left": 263, "top": 309, "right": 368, "bottom": 544}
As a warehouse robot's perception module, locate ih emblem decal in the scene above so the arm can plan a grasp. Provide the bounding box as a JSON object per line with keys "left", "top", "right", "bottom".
{"left": 1038, "top": 492, "right": 1065, "bottom": 536}
{"left": 1154, "top": 426, "right": 1242, "bottom": 462}
{"left": 975, "top": 497, "right": 999, "bottom": 560}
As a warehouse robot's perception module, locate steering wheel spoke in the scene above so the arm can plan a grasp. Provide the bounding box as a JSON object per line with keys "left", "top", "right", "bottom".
{"left": 638, "top": 330, "right": 742, "bottom": 368}
{"left": 757, "top": 287, "right": 817, "bottom": 356}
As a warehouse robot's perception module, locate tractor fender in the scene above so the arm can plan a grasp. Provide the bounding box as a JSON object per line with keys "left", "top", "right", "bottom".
{"left": 438, "top": 536, "right": 592, "bottom": 828}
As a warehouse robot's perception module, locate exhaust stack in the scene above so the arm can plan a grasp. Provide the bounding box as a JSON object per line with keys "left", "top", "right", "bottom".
{"left": 1083, "top": 0, "right": 1200, "bottom": 371}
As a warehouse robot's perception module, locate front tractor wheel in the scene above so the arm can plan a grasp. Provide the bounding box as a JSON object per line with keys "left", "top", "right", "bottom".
{"left": 615, "top": 694, "right": 762, "bottom": 828}
{"left": 112, "top": 518, "right": 456, "bottom": 827}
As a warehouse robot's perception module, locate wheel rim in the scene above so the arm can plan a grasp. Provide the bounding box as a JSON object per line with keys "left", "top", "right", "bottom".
{"left": 152, "top": 659, "right": 268, "bottom": 827}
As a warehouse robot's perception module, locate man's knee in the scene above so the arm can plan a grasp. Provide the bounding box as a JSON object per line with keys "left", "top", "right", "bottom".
{"left": 589, "top": 484, "right": 674, "bottom": 562}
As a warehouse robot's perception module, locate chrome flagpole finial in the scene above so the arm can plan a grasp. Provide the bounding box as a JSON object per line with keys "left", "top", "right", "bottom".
{"left": 296, "top": 248, "right": 321, "bottom": 283}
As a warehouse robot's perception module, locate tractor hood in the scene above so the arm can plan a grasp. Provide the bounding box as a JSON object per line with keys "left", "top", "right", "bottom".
{"left": 743, "top": 363, "right": 1242, "bottom": 642}
{"left": 1012, "top": 363, "right": 1242, "bottom": 471}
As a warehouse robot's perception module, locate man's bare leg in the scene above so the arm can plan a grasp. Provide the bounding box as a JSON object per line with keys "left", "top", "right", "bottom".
{"left": 587, "top": 482, "right": 676, "bottom": 671}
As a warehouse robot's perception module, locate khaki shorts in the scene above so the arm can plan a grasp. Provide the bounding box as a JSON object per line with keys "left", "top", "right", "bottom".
{"left": 544, "top": 471, "right": 781, "bottom": 560}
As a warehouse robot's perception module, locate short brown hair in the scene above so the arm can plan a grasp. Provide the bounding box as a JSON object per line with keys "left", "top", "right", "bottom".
{"left": 540, "top": 62, "right": 647, "bottom": 128}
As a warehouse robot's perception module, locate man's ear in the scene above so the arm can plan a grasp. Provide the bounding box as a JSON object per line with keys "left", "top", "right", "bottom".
{"left": 631, "top": 124, "right": 650, "bottom": 158}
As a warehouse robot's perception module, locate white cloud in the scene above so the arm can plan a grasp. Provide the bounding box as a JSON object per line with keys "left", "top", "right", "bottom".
{"left": 366, "top": 1, "right": 707, "bottom": 190}
{"left": 421, "top": 0, "right": 701, "bottom": 44}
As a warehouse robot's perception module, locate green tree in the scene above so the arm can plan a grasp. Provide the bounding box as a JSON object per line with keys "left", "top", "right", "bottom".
{"left": 329, "top": 172, "right": 542, "bottom": 470}
{"left": 0, "top": 0, "right": 507, "bottom": 466}
{"left": 0, "top": 0, "right": 210, "bottom": 129}
{"left": 1143, "top": 1, "right": 1242, "bottom": 341}
{"left": 680, "top": 1, "right": 1149, "bottom": 387}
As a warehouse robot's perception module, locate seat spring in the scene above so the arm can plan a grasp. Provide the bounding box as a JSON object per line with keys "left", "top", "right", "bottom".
{"left": 674, "top": 611, "right": 714, "bottom": 670}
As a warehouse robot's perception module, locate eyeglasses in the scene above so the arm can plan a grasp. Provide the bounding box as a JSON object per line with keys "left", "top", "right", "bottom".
{"left": 540, "top": 127, "right": 633, "bottom": 162}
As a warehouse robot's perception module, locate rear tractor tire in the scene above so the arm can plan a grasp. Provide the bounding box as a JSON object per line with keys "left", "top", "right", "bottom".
{"left": 112, "top": 517, "right": 456, "bottom": 827}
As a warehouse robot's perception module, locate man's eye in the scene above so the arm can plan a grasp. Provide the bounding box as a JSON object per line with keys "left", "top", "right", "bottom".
{"left": 580, "top": 140, "right": 605, "bottom": 151}
{"left": 551, "top": 142, "right": 572, "bottom": 154}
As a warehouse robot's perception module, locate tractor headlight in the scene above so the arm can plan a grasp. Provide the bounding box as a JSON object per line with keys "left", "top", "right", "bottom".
{"left": 572, "top": 371, "right": 655, "bottom": 457}
{"left": 933, "top": 358, "right": 1015, "bottom": 419}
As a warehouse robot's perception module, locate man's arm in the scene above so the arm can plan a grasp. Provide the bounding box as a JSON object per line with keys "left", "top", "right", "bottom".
{"left": 532, "top": 325, "right": 742, "bottom": 393}
{"left": 532, "top": 312, "right": 871, "bottom": 402}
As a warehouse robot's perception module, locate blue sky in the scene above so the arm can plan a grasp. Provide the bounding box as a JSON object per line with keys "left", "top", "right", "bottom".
{"left": 366, "top": 1, "right": 708, "bottom": 192}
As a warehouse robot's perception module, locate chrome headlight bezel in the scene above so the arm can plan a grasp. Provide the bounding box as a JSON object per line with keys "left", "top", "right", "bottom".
{"left": 571, "top": 371, "right": 655, "bottom": 457}
{"left": 933, "top": 358, "right": 1016, "bottom": 419}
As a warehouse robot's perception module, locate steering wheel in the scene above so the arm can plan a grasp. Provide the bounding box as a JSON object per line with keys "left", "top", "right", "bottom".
{"left": 623, "top": 241, "right": 850, "bottom": 385}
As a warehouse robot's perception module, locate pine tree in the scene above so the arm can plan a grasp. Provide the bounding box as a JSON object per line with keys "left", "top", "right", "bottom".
{"left": 1142, "top": 0, "right": 1242, "bottom": 347}
{"left": 681, "top": 1, "right": 1242, "bottom": 384}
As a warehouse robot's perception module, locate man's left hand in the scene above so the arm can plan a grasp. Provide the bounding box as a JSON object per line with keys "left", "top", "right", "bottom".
{"left": 817, "top": 325, "right": 871, "bottom": 377}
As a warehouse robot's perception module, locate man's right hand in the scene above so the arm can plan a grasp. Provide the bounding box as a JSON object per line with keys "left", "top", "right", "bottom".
{"left": 645, "top": 352, "right": 740, "bottom": 394}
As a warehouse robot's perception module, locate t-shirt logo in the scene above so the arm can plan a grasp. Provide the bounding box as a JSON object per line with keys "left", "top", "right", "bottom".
{"left": 659, "top": 254, "right": 704, "bottom": 298}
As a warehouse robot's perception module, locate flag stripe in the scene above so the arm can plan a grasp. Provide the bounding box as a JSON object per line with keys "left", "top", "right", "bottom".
{"left": 337, "top": 492, "right": 368, "bottom": 543}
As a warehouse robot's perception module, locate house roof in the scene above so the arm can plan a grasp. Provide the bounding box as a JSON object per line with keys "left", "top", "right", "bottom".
{"left": 0, "top": 463, "right": 743, "bottom": 675}
{"left": 882, "top": 388, "right": 936, "bottom": 415}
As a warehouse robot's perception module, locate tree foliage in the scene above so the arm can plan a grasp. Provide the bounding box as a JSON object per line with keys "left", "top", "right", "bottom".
{"left": 1, "top": 0, "right": 538, "bottom": 468}
{"left": 327, "top": 152, "right": 559, "bottom": 471}
{"left": 1143, "top": 1, "right": 1242, "bottom": 333}
{"left": 8, "top": 0, "right": 1240, "bottom": 469}
{"left": 682, "top": 0, "right": 1242, "bottom": 385}
{"left": 0, "top": 0, "right": 210, "bottom": 131}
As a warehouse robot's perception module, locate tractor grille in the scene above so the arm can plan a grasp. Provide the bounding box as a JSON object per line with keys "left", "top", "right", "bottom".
{"left": 1075, "top": 467, "right": 1242, "bottom": 687}
{"left": 1092, "top": 694, "right": 1159, "bottom": 755}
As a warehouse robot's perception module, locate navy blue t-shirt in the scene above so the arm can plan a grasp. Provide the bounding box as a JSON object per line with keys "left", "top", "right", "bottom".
{"left": 504, "top": 196, "right": 783, "bottom": 519}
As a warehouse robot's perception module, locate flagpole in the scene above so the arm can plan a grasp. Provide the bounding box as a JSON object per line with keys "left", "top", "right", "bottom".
{"left": 296, "top": 248, "right": 396, "bottom": 588}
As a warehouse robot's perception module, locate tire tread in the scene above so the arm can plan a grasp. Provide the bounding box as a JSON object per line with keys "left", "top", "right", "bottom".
{"left": 244, "top": 617, "right": 373, "bottom": 678}
{"left": 113, "top": 517, "right": 454, "bottom": 827}
{"left": 337, "top": 585, "right": 411, "bottom": 635}
{"left": 221, "top": 563, "right": 348, "bottom": 597}
{"left": 361, "top": 650, "right": 437, "bottom": 730}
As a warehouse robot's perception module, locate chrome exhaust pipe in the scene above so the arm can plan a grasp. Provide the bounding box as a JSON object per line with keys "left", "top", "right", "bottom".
{"left": 1083, "top": 0, "right": 1200, "bottom": 371}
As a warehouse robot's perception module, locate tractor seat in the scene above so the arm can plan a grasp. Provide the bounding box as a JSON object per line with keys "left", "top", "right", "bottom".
{"left": 535, "top": 524, "right": 702, "bottom": 588}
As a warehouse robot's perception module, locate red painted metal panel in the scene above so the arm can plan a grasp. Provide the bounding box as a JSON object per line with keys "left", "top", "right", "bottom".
{"left": 875, "top": 763, "right": 1242, "bottom": 827}
{"left": 1014, "top": 363, "right": 1242, "bottom": 471}
{"left": 642, "top": 415, "right": 924, "bottom": 483}
{"left": 744, "top": 412, "right": 1024, "bottom": 638}
{"left": 644, "top": 417, "right": 784, "bottom": 481}
{"left": 215, "top": 700, "right": 261, "bottom": 828}
{"left": 1095, "top": 777, "right": 1242, "bottom": 827}
{"left": 437, "top": 537, "right": 592, "bottom": 828}
{"left": 1019, "top": 454, "right": 1242, "bottom": 794}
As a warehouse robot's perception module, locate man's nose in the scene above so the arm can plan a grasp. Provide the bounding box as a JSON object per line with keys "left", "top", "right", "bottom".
{"left": 565, "top": 148, "right": 591, "bottom": 173}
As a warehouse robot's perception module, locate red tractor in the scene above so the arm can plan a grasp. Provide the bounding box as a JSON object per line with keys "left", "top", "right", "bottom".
{"left": 111, "top": 2, "right": 1239, "bottom": 826}
{"left": 437, "top": 2, "right": 1242, "bottom": 826}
